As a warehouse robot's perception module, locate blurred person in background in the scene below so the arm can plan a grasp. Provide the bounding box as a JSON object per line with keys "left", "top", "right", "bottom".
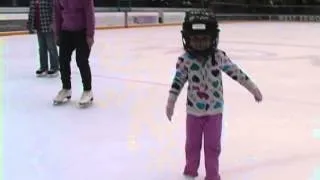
{"left": 27, "top": 0, "right": 59, "bottom": 77}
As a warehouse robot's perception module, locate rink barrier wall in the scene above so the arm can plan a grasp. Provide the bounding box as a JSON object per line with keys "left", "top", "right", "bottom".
{"left": 1, "top": 9, "right": 320, "bottom": 36}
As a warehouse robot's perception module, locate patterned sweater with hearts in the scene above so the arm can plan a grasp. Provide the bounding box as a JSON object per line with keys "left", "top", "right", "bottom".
{"left": 168, "top": 49, "right": 257, "bottom": 116}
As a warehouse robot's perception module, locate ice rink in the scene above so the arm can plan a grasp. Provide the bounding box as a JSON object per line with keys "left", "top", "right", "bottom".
{"left": 2, "top": 22, "right": 320, "bottom": 180}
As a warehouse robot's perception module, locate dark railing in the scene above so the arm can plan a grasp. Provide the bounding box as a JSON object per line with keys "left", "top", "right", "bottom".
{"left": 0, "top": 0, "right": 320, "bottom": 16}
{"left": 210, "top": 2, "right": 320, "bottom": 15}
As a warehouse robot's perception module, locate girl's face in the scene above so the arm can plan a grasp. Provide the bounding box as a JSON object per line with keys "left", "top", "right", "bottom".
{"left": 189, "top": 35, "right": 211, "bottom": 51}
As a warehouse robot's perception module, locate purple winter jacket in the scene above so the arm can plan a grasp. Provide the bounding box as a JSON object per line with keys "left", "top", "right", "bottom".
{"left": 54, "top": 0, "right": 95, "bottom": 38}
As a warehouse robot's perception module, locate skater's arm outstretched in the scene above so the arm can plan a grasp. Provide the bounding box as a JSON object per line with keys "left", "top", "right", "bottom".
{"left": 217, "top": 50, "right": 263, "bottom": 102}
{"left": 166, "top": 57, "right": 188, "bottom": 120}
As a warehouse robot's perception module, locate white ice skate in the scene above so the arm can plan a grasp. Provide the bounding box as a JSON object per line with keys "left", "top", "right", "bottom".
{"left": 53, "top": 89, "right": 72, "bottom": 105}
{"left": 78, "top": 90, "right": 93, "bottom": 108}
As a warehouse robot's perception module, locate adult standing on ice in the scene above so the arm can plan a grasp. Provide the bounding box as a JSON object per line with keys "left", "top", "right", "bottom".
{"left": 27, "top": 0, "right": 59, "bottom": 77}
{"left": 52, "top": 0, "right": 95, "bottom": 106}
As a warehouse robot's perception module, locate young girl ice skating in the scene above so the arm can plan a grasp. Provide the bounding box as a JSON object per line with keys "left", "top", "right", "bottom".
{"left": 166, "top": 10, "right": 263, "bottom": 180}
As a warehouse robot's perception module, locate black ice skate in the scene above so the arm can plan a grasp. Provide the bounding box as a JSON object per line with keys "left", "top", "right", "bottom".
{"left": 47, "top": 69, "right": 59, "bottom": 78}
{"left": 36, "top": 69, "right": 47, "bottom": 77}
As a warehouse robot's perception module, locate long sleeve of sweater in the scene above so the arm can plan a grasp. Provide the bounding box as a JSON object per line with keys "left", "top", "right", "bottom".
{"left": 217, "top": 51, "right": 257, "bottom": 92}
{"left": 83, "top": 0, "right": 95, "bottom": 38}
{"left": 53, "top": 0, "right": 61, "bottom": 36}
{"left": 168, "top": 56, "right": 188, "bottom": 103}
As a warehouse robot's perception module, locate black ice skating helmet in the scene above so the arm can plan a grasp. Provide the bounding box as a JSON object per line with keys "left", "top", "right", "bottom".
{"left": 181, "top": 9, "right": 219, "bottom": 56}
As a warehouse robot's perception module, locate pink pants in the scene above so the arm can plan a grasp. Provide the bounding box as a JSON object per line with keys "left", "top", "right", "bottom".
{"left": 183, "top": 113, "right": 222, "bottom": 180}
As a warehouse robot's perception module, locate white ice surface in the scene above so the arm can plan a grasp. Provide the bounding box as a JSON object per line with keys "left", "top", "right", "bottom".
{"left": 2, "top": 22, "right": 320, "bottom": 180}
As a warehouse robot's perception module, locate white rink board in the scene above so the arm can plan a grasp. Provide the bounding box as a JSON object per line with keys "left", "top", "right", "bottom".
{"left": 1, "top": 11, "right": 320, "bottom": 35}
{"left": 94, "top": 12, "right": 125, "bottom": 27}
{"left": 0, "top": 12, "right": 183, "bottom": 27}
{"left": 163, "top": 12, "right": 185, "bottom": 23}
{"left": 0, "top": 13, "right": 28, "bottom": 20}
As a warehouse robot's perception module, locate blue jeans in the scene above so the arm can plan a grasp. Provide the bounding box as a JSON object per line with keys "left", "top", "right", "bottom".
{"left": 37, "top": 32, "right": 59, "bottom": 70}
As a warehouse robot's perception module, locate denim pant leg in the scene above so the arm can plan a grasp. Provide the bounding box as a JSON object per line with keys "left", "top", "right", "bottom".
{"left": 37, "top": 32, "right": 48, "bottom": 70}
{"left": 44, "top": 32, "right": 59, "bottom": 70}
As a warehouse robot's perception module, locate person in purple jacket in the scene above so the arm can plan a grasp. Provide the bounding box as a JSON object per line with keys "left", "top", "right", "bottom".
{"left": 52, "top": 0, "right": 95, "bottom": 107}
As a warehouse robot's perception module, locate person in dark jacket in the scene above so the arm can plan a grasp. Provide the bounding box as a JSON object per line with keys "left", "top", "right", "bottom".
{"left": 52, "top": 0, "right": 95, "bottom": 106}
{"left": 27, "top": 0, "right": 59, "bottom": 77}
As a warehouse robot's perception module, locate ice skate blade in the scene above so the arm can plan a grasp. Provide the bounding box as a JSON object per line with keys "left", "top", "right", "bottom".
{"left": 36, "top": 73, "right": 47, "bottom": 77}
{"left": 77, "top": 98, "right": 93, "bottom": 108}
{"left": 53, "top": 96, "right": 71, "bottom": 106}
{"left": 48, "top": 73, "right": 59, "bottom": 78}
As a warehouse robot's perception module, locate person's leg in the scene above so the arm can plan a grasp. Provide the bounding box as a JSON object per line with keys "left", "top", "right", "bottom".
{"left": 58, "top": 30, "right": 74, "bottom": 90}
{"left": 73, "top": 30, "right": 93, "bottom": 104}
{"left": 183, "top": 114, "right": 205, "bottom": 177}
{"left": 45, "top": 32, "right": 59, "bottom": 74}
{"left": 53, "top": 31, "right": 74, "bottom": 103}
{"left": 36, "top": 32, "right": 48, "bottom": 76}
{"left": 74, "top": 30, "right": 92, "bottom": 91}
{"left": 203, "top": 113, "right": 223, "bottom": 180}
